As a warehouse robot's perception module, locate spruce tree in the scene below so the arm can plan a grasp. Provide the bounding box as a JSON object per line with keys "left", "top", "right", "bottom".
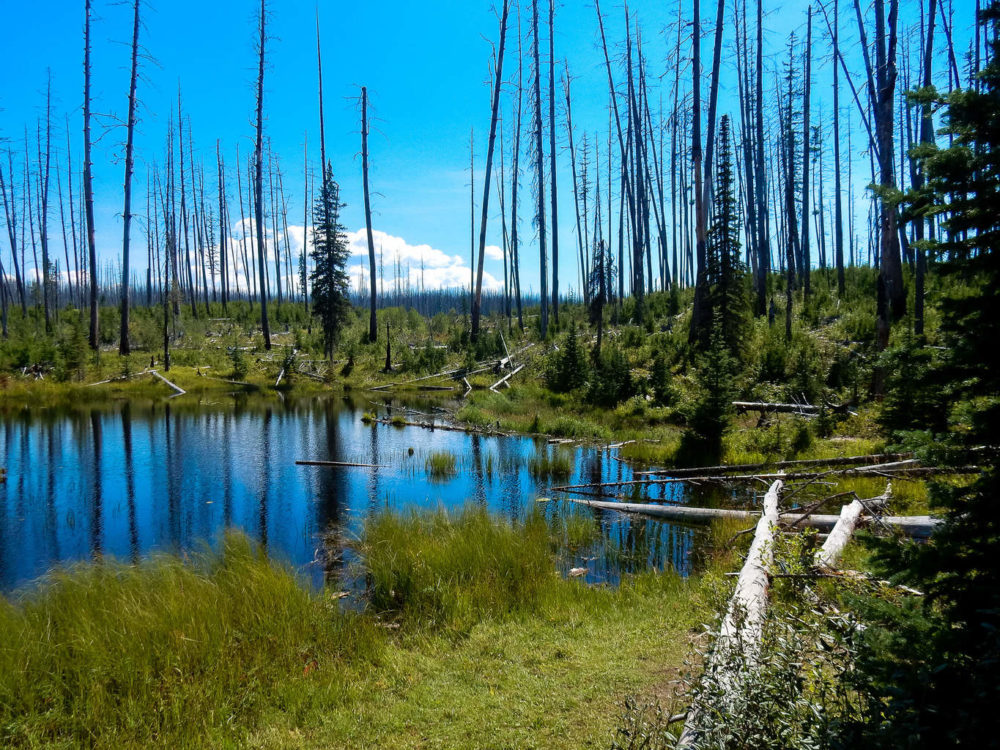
{"left": 849, "top": 5, "right": 1000, "bottom": 744}
{"left": 310, "top": 163, "right": 350, "bottom": 360}
{"left": 704, "top": 115, "right": 748, "bottom": 358}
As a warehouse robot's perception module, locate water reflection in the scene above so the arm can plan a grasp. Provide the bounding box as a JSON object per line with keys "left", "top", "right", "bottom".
{"left": 0, "top": 395, "right": 705, "bottom": 593}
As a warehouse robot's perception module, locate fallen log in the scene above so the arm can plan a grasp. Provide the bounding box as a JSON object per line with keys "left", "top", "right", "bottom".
{"left": 569, "top": 497, "right": 939, "bottom": 537}
{"left": 150, "top": 370, "right": 186, "bottom": 396}
{"left": 677, "top": 480, "right": 782, "bottom": 748}
{"left": 635, "top": 452, "right": 914, "bottom": 477}
{"left": 815, "top": 484, "right": 892, "bottom": 569}
{"left": 489, "top": 363, "right": 524, "bottom": 392}
{"left": 733, "top": 400, "right": 820, "bottom": 414}
{"left": 549, "top": 461, "right": 978, "bottom": 492}
{"left": 296, "top": 460, "right": 385, "bottom": 469}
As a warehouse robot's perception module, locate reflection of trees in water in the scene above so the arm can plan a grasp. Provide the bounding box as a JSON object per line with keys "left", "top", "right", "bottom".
{"left": 470, "top": 434, "right": 487, "bottom": 506}
{"left": 122, "top": 404, "right": 139, "bottom": 562}
{"left": 317, "top": 399, "right": 349, "bottom": 586}
{"left": 589, "top": 515, "right": 695, "bottom": 580}
{"left": 89, "top": 409, "right": 103, "bottom": 559}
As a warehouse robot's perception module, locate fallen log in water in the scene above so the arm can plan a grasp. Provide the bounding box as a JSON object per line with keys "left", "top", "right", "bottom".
{"left": 295, "top": 460, "right": 385, "bottom": 469}
{"left": 568, "top": 497, "right": 938, "bottom": 537}
{"left": 635, "top": 452, "right": 914, "bottom": 477}
{"left": 677, "top": 480, "right": 783, "bottom": 747}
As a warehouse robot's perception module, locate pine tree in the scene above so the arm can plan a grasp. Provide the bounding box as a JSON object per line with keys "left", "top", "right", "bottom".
{"left": 309, "top": 164, "right": 350, "bottom": 360}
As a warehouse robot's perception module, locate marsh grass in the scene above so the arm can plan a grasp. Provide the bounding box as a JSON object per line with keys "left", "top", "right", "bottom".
{"left": 0, "top": 510, "right": 712, "bottom": 748}
{"left": 0, "top": 533, "right": 378, "bottom": 748}
{"left": 425, "top": 450, "right": 458, "bottom": 479}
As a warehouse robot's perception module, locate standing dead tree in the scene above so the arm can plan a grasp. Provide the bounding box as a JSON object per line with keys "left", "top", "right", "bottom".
{"left": 254, "top": 0, "right": 271, "bottom": 349}
{"left": 361, "top": 86, "right": 378, "bottom": 343}
{"left": 119, "top": 0, "right": 141, "bottom": 355}
{"left": 471, "top": 0, "right": 510, "bottom": 341}
{"left": 84, "top": 0, "right": 99, "bottom": 348}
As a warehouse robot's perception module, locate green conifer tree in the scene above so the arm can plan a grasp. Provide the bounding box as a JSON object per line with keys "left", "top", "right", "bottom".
{"left": 310, "top": 163, "right": 351, "bottom": 360}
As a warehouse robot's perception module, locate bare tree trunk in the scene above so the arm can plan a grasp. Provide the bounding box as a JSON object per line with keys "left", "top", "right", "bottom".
{"left": 548, "top": 0, "right": 559, "bottom": 325}
{"left": 254, "top": 0, "right": 271, "bottom": 348}
{"left": 755, "top": 0, "right": 769, "bottom": 314}
{"left": 914, "top": 0, "right": 937, "bottom": 338}
{"left": 564, "top": 65, "right": 588, "bottom": 305}
{"left": 361, "top": 86, "right": 378, "bottom": 343}
{"left": 1, "top": 153, "right": 26, "bottom": 315}
{"left": 84, "top": 0, "right": 99, "bottom": 347}
{"left": 833, "top": 0, "right": 846, "bottom": 297}
{"left": 800, "top": 6, "right": 812, "bottom": 298}
{"left": 532, "top": 0, "right": 548, "bottom": 337}
{"left": 40, "top": 74, "right": 53, "bottom": 333}
{"left": 119, "top": 0, "right": 140, "bottom": 355}
{"left": 689, "top": 0, "right": 707, "bottom": 343}
{"left": 178, "top": 89, "right": 198, "bottom": 319}
{"left": 217, "top": 141, "right": 229, "bottom": 312}
{"left": 511, "top": 3, "right": 525, "bottom": 332}
{"left": 472, "top": 0, "right": 510, "bottom": 340}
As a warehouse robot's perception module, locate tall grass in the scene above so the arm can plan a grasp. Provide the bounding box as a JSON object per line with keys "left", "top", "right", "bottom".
{"left": 0, "top": 533, "right": 378, "bottom": 747}
{"left": 356, "top": 506, "right": 554, "bottom": 631}
{"left": 425, "top": 450, "right": 458, "bottom": 479}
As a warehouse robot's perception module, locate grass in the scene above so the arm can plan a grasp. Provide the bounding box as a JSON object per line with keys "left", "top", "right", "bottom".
{"left": 0, "top": 509, "right": 714, "bottom": 749}
{"left": 425, "top": 450, "right": 458, "bottom": 479}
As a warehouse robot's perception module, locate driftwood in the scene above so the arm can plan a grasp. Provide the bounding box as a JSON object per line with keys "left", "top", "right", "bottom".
{"left": 150, "top": 370, "right": 185, "bottom": 396}
{"left": 370, "top": 417, "right": 506, "bottom": 437}
{"left": 678, "top": 480, "right": 783, "bottom": 747}
{"left": 296, "top": 460, "right": 385, "bottom": 469}
{"left": 569, "top": 497, "right": 939, "bottom": 538}
{"left": 635, "top": 452, "right": 914, "bottom": 477}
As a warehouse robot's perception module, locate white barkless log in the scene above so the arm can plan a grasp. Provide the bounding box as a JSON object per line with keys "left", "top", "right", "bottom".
{"left": 677, "top": 479, "right": 782, "bottom": 748}
{"left": 815, "top": 484, "right": 891, "bottom": 569}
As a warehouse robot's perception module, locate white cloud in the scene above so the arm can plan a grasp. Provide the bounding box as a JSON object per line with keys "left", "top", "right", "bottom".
{"left": 485, "top": 244, "right": 503, "bottom": 261}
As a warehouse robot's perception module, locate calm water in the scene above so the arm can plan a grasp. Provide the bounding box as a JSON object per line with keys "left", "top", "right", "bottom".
{"left": 0, "top": 394, "right": 706, "bottom": 593}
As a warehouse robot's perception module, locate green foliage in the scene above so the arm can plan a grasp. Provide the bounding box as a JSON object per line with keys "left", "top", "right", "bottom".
{"left": 586, "top": 346, "right": 635, "bottom": 407}
{"left": 844, "top": 10, "right": 1000, "bottom": 745}
{"left": 545, "top": 326, "right": 589, "bottom": 393}
{"left": 648, "top": 350, "right": 672, "bottom": 406}
{"left": 227, "top": 346, "right": 249, "bottom": 379}
{"left": 679, "top": 316, "right": 737, "bottom": 463}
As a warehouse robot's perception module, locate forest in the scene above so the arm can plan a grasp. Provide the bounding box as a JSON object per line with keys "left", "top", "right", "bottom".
{"left": 0, "top": 0, "right": 997, "bottom": 747}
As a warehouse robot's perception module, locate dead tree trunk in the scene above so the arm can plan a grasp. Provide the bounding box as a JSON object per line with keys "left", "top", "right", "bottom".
{"left": 800, "top": 6, "right": 812, "bottom": 298}
{"left": 40, "top": 74, "right": 53, "bottom": 333}
{"left": 548, "top": 0, "right": 559, "bottom": 325}
{"left": 833, "top": 0, "right": 846, "bottom": 297}
{"left": 118, "top": 0, "right": 140, "bottom": 355}
{"left": 531, "top": 0, "right": 548, "bottom": 337}
{"left": 254, "top": 0, "right": 271, "bottom": 349}
{"left": 511, "top": 3, "right": 525, "bottom": 332}
{"left": 471, "top": 0, "right": 510, "bottom": 340}
{"left": 361, "top": 86, "right": 378, "bottom": 343}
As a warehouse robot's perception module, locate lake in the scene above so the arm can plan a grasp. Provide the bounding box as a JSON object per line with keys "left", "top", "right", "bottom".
{"left": 0, "top": 393, "right": 710, "bottom": 593}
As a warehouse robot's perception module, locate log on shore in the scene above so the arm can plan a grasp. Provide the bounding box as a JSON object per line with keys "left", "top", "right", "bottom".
{"left": 569, "top": 497, "right": 939, "bottom": 537}
{"left": 150, "top": 370, "right": 186, "bottom": 396}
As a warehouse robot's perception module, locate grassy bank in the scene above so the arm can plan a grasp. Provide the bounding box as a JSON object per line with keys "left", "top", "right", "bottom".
{"left": 0, "top": 507, "right": 716, "bottom": 748}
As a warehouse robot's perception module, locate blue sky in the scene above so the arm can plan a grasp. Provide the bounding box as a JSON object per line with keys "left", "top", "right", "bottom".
{"left": 0, "top": 0, "right": 977, "bottom": 296}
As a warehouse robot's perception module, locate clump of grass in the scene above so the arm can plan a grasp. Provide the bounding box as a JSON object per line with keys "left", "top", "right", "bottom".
{"left": 356, "top": 505, "right": 554, "bottom": 631}
{"left": 360, "top": 411, "right": 376, "bottom": 423}
{"left": 529, "top": 450, "right": 573, "bottom": 481}
{"left": 425, "top": 450, "right": 457, "bottom": 479}
{"left": 390, "top": 414, "right": 407, "bottom": 427}
{"left": 0, "top": 532, "right": 378, "bottom": 748}
{"left": 548, "top": 507, "right": 601, "bottom": 550}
